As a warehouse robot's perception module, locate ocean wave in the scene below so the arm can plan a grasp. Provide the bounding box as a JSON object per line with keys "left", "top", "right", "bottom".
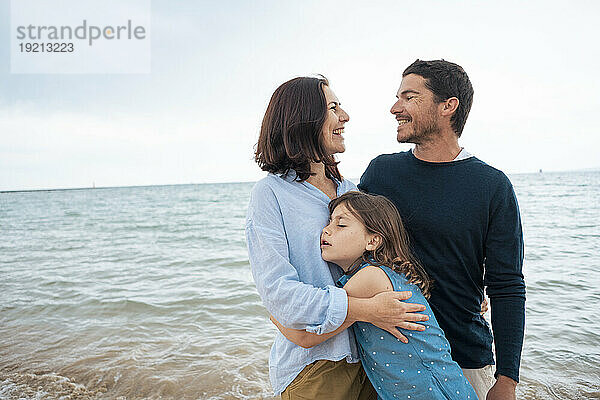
{"left": 0, "top": 372, "right": 107, "bottom": 400}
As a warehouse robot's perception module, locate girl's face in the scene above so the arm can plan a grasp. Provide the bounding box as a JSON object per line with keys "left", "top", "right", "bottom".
{"left": 321, "top": 85, "right": 350, "bottom": 155}
{"left": 320, "top": 203, "right": 379, "bottom": 271}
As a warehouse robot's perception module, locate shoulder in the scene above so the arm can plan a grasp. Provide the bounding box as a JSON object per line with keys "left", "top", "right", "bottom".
{"left": 469, "top": 158, "right": 511, "bottom": 181}
{"left": 339, "top": 177, "right": 358, "bottom": 192}
{"left": 360, "top": 152, "right": 411, "bottom": 190}
{"left": 343, "top": 265, "right": 394, "bottom": 298}
{"left": 366, "top": 151, "right": 410, "bottom": 169}
{"left": 251, "top": 173, "right": 296, "bottom": 199}
{"left": 247, "top": 174, "right": 288, "bottom": 222}
{"left": 249, "top": 175, "right": 276, "bottom": 202}
{"left": 462, "top": 157, "right": 515, "bottom": 192}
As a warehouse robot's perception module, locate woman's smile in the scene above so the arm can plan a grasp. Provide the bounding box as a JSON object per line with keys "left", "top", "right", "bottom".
{"left": 322, "top": 85, "right": 349, "bottom": 155}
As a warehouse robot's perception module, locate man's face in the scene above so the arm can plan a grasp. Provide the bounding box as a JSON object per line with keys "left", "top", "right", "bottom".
{"left": 390, "top": 74, "right": 441, "bottom": 144}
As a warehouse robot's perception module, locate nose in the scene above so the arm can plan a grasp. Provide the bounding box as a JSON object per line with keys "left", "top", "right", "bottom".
{"left": 390, "top": 99, "right": 403, "bottom": 115}
{"left": 322, "top": 224, "right": 331, "bottom": 236}
{"left": 339, "top": 107, "right": 350, "bottom": 123}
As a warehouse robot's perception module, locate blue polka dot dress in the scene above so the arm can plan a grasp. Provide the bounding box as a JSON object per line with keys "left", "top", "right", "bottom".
{"left": 337, "top": 263, "right": 477, "bottom": 400}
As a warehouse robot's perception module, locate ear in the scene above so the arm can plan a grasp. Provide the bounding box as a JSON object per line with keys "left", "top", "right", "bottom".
{"left": 365, "top": 234, "right": 382, "bottom": 251}
{"left": 440, "top": 97, "right": 459, "bottom": 117}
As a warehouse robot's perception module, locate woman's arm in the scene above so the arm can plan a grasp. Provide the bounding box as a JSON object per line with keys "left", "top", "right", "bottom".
{"left": 271, "top": 315, "right": 356, "bottom": 348}
{"left": 246, "top": 182, "right": 350, "bottom": 334}
{"left": 272, "top": 266, "right": 430, "bottom": 347}
{"left": 248, "top": 183, "right": 428, "bottom": 341}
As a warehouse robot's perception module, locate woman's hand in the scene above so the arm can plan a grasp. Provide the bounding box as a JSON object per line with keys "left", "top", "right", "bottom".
{"left": 369, "top": 291, "right": 428, "bottom": 343}
{"left": 272, "top": 290, "right": 429, "bottom": 347}
{"left": 348, "top": 291, "right": 428, "bottom": 343}
{"left": 343, "top": 267, "right": 429, "bottom": 343}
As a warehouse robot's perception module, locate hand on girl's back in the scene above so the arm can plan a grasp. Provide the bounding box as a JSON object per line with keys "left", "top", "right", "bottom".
{"left": 345, "top": 266, "right": 429, "bottom": 343}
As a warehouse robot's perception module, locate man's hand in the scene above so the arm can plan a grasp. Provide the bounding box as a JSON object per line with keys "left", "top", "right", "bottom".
{"left": 486, "top": 375, "right": 517, "bottom": 400}
{"left": 367, "top": 291, "right": 428, "bottom": 343}
{"left": 481, "top": 296, "right": 489, "bottom": 315}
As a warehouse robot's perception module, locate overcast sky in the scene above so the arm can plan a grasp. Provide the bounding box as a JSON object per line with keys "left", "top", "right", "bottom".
{"left": 1, "top": 0, "right": 599, "bottom": 191}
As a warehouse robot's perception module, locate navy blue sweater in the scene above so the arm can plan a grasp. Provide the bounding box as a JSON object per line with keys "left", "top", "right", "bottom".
{"left": 358, "top": 151, "right": 526, "bottom": 382}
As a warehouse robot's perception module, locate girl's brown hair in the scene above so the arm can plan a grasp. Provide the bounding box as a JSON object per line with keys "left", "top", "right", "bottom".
{"left": 254, "top": 76, "right": 341, "bottom": 182}
{"left": 329, "top": 191, "right": 432, "bottom": 297}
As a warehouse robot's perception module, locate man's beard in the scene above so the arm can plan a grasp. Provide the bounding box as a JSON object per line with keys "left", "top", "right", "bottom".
{"left": 397, "top": 111, "right": 440, "bottom": 144}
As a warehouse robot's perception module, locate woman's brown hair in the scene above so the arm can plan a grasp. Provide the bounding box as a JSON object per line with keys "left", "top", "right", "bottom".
{"left": 254, "top": 76, "right": 341, "bottom": 182}
{"left": 329, "top": 191, "right": 432, "bottom": 298}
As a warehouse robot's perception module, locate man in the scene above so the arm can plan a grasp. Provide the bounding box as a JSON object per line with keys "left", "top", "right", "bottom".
{"left": 358, "top": 59, "right": 526, "bottom": 400}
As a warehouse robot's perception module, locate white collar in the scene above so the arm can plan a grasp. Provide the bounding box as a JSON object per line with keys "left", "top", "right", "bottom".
{"left": 410, "top": 148, "right": 473, "bottom": 161}
{"left": 453, "top": 148, "right": 473, "bottom": 161}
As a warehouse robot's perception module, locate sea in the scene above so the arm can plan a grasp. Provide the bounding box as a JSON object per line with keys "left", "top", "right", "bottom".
{"left": 1, "top": 171, "right": 599, "bottom": 399}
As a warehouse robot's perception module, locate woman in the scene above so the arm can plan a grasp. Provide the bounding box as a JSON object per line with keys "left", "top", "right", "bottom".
{"left": 245, "top": 76, "right": 429, "bottom": 399}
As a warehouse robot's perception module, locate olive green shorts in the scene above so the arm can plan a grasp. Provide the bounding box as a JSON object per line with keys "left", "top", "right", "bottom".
{"left": 281, "top": 359, "right": 377, "bottom": 400}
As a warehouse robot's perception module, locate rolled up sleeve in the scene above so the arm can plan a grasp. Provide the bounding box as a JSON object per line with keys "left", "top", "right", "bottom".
{"left": 245, "top": 182, "right": 348, "bottom": 335}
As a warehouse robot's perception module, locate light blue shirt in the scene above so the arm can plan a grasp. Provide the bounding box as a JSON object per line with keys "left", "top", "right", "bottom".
{"left": 245, "top": 171, "right": 359, "bottom": 395}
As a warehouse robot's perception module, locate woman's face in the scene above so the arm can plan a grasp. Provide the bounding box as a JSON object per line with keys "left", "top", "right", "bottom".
{"left": 321, "top": 85, "right": 350, "bottom": 155}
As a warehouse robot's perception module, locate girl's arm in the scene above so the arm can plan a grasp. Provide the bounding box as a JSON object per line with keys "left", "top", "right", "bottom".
{"left": 272, "top": 266, "right": 418, "bottom": 348}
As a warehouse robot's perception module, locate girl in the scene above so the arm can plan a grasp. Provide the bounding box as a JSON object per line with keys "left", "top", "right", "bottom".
{"left": 272, "top": 191, "right": 478, "bottom": 400}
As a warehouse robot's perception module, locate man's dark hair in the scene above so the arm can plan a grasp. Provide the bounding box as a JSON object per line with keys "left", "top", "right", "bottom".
{"left": 254, "top": 76, "right": 341, "bottom": 182}
{"left": 403, "top": 59, "right": 474, "bottom": 137}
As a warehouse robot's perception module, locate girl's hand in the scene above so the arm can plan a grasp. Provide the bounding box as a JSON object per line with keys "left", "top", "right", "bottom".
{"left": 367, "top": 291, "right": 428, "bottom": 343}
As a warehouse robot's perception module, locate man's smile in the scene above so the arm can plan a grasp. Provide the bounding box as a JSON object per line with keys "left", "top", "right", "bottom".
{"left": 396, "top": 116, "right": 411, "bottom": 126}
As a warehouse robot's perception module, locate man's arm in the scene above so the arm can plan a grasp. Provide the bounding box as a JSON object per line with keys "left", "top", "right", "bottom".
{"left": 484, "top": 176, "right": 526, "bottom": 399}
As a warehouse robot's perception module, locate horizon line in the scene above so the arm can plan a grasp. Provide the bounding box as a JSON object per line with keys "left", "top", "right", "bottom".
{"left": 2, "top": 167, "right": 599, "bottom": 194}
